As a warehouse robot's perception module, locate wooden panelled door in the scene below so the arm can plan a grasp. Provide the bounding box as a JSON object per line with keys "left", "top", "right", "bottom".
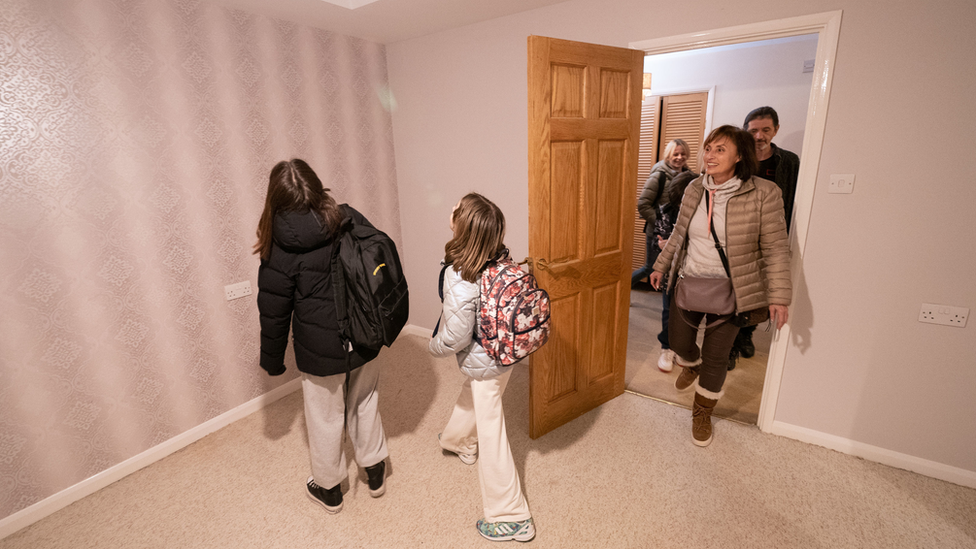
{"left": 526, "top": 36, "right": 643, "bottom": 439}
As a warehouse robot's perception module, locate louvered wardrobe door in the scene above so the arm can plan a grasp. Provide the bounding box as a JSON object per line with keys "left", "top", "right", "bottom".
{"left": 659, "top": 92, "right": 707, "bottom": 173}
{"left": 631, "top": 95, "right": 660, "bottom": 272}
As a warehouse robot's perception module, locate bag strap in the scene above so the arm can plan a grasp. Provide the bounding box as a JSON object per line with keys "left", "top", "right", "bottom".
{"left": 705, "top": 191, "right": 732, "bottom": 279}
{"left": 437, "top": 264, "right": 448, "bottom": 302}
{"left": 652, "top": 171, "right": 666, "bottom": 208}
{"left": 432, "top": 263, "right": 450, "bottom": 337}
{"left": 329, "top": 223, "right": 354, "bottom": 398}
{"left": 676, "top": 191, "right": 733, "bottom": 330}
{"left": 330, "top": 223, "right": 350, "bottom": 345}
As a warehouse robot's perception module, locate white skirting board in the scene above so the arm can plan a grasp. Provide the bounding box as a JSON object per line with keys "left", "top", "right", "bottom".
{"left": 0, "top": 376, "right": 303, "bottom": 541}
{"left": 0, "top": 325, "right": 434, "bottom": 540}
{"left": 769, "top": 420, "right": 976, "bottom": 489}
{"left": 400, "top": 323, "right": 432, "bottom": 338}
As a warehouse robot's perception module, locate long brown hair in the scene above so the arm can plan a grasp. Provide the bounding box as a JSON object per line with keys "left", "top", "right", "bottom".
{"left": 253, "top": 159, "right": 341, "bottom": 260}
{"left": 444, "top": 193, "right": 506, "bottom": 283}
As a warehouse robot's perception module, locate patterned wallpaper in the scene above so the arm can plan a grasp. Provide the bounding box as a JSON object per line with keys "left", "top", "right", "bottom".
{"left": 0, "top": 0, "right": 400, "bottom": 521}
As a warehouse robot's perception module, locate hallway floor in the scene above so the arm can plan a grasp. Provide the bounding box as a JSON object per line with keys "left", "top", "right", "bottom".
{"left": 626, "top": 287, "right": 771, "bottom": 424}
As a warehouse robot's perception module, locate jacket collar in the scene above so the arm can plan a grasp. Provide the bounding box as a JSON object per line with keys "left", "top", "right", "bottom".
{"left": 732, "top": 176, "right": 756, "bottom": 197}
{"left": 690, "top": 174, "right": 756, "bottom": 198}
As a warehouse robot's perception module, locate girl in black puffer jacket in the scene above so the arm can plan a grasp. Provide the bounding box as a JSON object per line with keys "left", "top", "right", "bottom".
{"left": 255, "top": 159, "right": 388, "bottom": 515}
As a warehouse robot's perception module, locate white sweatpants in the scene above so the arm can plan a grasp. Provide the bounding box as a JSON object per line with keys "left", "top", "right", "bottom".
{"left": 439, "top": 369, "right": 532, "bottom": 522}
{"left": 301, "top": 360, "right": 389, "bottom": 490}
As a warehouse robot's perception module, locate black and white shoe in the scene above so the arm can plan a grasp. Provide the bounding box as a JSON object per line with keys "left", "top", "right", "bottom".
{"left": 306, "top": 476, "right": 342, "bottom": 514}
{"left": 365, "top": 461, "right": 386, "bottom": 498}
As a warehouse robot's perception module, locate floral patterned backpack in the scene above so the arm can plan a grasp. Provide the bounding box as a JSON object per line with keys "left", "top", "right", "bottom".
{"left": 475, "top": 250, "right": 551, "bottom": 365}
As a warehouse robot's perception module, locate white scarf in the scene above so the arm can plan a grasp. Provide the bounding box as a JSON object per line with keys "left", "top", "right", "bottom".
{"left": 701, "top": 175, "right": 742, "bottom": 204}
{"left": 678, "top": 175, "right": 743, "bottom": 279}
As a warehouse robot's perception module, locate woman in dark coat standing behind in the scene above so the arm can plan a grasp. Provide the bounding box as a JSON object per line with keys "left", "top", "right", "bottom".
{"left": 255, "top": 159, "right": 389, "bottom": 515}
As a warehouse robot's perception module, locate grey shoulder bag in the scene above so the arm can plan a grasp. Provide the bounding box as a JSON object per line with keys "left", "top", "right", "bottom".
{"left": 674, "top": 192, "right": 736, "bottom": 316}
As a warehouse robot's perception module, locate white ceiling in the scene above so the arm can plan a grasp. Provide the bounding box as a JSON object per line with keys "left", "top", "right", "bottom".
{"left": 206, "top": 0, "right": 572, "bottom": 44}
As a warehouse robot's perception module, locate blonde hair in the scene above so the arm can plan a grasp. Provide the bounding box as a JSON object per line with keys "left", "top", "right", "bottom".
{"left": 663, "top": 138, "right": 689, "bottom": 167}
{"left": 444, "top": 193, "right": 506, "bottom": 283}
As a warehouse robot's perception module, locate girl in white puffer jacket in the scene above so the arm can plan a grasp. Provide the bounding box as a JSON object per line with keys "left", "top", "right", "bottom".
{"left": 429, "top": 193, "right": 535, "bottom": 543}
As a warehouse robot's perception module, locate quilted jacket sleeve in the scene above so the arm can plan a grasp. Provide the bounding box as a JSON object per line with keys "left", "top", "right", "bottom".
{"left": 257, "top": 259, "right": 294, "bottom": 376}
{"left": 637, "top": 170, "right": 664, "bottom": 223}
{"left": 757, "top": 181, "right": 792, "bottom": 306}
{"left": 429, "top": 267, "right": 479, "bottom": 358}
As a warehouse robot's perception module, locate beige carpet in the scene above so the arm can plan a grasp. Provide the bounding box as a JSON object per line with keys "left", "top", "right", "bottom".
{"left": 626, "top": 288, "right": 770, "bottom": 424}
{"left": 3, "top": 334, "right": 976, "bottom": 548}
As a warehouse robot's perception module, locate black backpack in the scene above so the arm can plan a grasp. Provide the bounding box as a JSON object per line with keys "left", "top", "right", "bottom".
{"left": 331, "top": 206, "right": 409, "bottom": 350}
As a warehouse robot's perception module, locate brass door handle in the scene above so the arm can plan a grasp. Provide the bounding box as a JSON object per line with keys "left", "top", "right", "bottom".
{"left": 520, "top": 257, "right": 550, "bottom": 272}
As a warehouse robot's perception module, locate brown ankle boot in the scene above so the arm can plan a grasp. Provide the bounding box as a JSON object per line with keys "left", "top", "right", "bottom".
{"left": 674, "top": 365, "right": 699, "bottom": 391}
{"left": 692, "top": 392, "right": 718, "bottom": 447}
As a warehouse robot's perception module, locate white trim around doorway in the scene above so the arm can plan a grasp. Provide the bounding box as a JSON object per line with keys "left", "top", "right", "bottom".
{"left": 629, "top": 10, "right": 843, "bottom": 433}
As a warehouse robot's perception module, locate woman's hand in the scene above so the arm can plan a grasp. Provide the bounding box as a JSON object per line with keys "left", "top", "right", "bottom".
{"left": 769, "top": 304, "right": 789, "bottom": 330}
{"left": 649, "top": 271, "right": 664, "bottom": 290}
{"left": 657, "top": 235, "right": 668, "bottom": 250}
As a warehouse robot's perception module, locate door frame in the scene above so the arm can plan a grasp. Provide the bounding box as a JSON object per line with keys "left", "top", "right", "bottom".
{"left": 630, "top": 10, "right": 843, "bottom": 432}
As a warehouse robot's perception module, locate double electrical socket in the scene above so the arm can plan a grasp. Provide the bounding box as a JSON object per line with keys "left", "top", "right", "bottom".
{"left": 224, "top": 280, "right": 253, "bottom": 301}
{"left": 918, "top": 303, "right": 968, "bottom": 328}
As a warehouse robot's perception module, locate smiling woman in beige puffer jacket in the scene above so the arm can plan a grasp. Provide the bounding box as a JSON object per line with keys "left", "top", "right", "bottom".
{"left": 650, "top": 125, "right": 792, "bottom": 448}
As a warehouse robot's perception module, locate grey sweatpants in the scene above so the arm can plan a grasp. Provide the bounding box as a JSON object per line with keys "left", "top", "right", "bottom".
{"left": 301, "top": 360, "right": 389, "bottom": 490}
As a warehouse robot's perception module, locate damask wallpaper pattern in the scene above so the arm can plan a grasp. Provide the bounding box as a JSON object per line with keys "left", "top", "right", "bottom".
{"left": 0, "top": 0, "right": 400, "bottom": 521}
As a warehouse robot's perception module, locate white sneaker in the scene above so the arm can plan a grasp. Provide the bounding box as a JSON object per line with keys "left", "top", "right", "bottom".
{"left": 438, "top": 433, "right": 477, "bottom": 465}
{"left": 657, "top": 349, "right": 674, "bottom": 373}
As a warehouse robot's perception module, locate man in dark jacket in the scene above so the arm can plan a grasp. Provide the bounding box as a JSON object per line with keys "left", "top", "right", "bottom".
{"left": 731, "top": 107, "right": 800, "bottom": 365}
{"left": 744, "top": 106, "right": 800, "bottom": 232}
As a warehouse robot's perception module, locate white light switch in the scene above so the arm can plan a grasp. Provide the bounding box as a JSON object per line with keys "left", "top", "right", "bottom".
{"left": 829, "top": 174, "right": 855, "bottom": 194}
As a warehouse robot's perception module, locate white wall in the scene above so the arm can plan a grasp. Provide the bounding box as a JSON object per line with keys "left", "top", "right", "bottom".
{"left": 387, "top": 0, "right": 976, "bottom": 478}
{"left": 644, "top": 34, "right": 818, "bottom": 157}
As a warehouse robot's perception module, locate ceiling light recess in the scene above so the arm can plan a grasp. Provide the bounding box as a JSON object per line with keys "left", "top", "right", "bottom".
{"left": 320, "top": 0, "right": 380, "bottom": 9}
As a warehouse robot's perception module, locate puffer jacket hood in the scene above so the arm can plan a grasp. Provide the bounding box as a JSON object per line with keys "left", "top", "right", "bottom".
{"left": 271, "top": 210, "right": 334, "bottom": 254}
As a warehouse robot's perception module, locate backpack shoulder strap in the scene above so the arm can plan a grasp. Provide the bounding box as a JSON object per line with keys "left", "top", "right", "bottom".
{"left": 432, "top": 263, "right": 450, "bottom": 338}
{"left": 438, "top": 264, "right": 449, "bottom": 302}
{"left": 330, "top": 225, "right": 349, "bottom": 344}
{"left": 652, "top": 170, "right": 666, "bottom": 206}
